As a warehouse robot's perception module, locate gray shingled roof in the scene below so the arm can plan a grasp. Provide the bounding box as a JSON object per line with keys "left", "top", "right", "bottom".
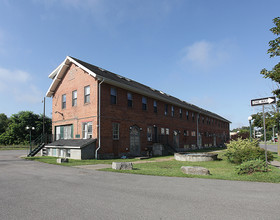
{"left": 69, "top": 56, "right": 230, "bottom": 123}
{"left": 46, "top": 139, "right": 96, "bottom": 148}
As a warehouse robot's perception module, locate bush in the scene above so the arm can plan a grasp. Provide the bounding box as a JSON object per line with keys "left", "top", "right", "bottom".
{"left": 225, "top": 138, "right": 273, "bottom": 164}
{"left": 236, "top": 159, "right": 269, "bottom": 175}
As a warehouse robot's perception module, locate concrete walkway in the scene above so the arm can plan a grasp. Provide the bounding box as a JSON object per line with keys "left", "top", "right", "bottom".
{"left": 270, "top": 160, "right": 280, "bottom": 168}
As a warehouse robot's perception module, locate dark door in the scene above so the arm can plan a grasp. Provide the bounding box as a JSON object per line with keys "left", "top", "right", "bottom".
{"left": 154, "top": 126, "right": 158, "bottom": 142}
{"left": 130, "top": 126, "right": 141, "bottom": 156}
{"left": 173, "top": 130, "right": 180, "bottom": 149}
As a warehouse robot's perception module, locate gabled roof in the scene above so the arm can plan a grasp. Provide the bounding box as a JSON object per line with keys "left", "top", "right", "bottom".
{"left": 46, "top": 56, "right": 230, "bottom": 123}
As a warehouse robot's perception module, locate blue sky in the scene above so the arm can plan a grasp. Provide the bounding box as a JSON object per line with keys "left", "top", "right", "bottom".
{"left": 0, "top": 0, "right": 279, "bottom": 129}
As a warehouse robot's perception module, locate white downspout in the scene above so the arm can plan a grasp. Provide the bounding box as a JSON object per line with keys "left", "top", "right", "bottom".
{"left": 95, "top": 79, "right": 104, "bottom": 159}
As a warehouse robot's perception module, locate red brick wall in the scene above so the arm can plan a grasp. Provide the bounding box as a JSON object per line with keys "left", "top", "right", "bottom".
{"left": 52, "top": 63, "right": 98, "bottom": 139}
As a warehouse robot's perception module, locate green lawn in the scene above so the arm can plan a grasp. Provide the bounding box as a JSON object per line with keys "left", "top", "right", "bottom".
{"left": 25, "top": 150, "right": 280, "bottom": 183}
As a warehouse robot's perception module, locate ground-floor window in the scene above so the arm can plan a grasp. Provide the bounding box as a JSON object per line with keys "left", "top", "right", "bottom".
{"left": 55, "top": 125, "right": 73, "bottom": 140}
{"left": 82, "top": 122, "right": 93, "bottom": 139}
{"left": 147, "top": 126, "right": 153, "bottom": 141}
{"left": 112, "top": 123, "right": 120, "bottom": 140}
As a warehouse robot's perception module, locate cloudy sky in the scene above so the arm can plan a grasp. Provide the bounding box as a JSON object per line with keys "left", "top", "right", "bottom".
{"left": 0, "top": 0, "right": 279, "bottom": 129}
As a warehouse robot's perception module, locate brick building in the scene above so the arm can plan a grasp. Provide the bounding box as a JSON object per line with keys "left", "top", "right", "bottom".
{"left": 45, "top": 56, "right": 230, "bottom": 159}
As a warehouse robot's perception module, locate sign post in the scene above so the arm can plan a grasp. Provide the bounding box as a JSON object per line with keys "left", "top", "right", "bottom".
{"left": 251, "top": 96, "right": 276, "bottom": 165}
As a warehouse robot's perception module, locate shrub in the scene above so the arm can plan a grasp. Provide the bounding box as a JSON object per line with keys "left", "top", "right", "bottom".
{"left": 225, "top": 138, "right": 273, "bottom": 164}
{"left": 236, "top": 159, "right": 269, "bottom": 175}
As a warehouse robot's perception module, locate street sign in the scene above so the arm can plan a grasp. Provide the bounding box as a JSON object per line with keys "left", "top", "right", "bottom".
{"left": 251, "top": 96, "right": 276, "bottom": 106}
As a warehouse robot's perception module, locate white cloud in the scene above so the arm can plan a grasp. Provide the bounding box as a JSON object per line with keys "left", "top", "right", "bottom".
{"left": 180, "top": 40, "right": 231, "bottom": 72}
{"left": 0, "top": 67, "right": 43, "bottom": 104}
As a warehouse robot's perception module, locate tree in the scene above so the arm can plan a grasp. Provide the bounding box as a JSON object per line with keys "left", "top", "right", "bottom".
{"left": 0, "top": 111, "right": 52, "bottom": 145}
{"left": 261, "top": 17, "right": 280, "bottom": 95}
{"left": 0, "top": 113, "right": 9, "bottom": 134}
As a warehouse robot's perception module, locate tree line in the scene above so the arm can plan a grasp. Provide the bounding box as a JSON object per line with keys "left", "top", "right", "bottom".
{"left": 0, "top": 111, "right": 52, "bottom": 145}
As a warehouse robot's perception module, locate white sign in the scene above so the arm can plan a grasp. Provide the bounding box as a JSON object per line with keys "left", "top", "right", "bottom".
{"left": 251, "top": 97, "right": 276, "bottom": 106}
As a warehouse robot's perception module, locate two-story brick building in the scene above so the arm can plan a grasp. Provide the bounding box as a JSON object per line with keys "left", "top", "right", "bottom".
{"left": 45, "top": 56, "right": 230, "bottom": 159}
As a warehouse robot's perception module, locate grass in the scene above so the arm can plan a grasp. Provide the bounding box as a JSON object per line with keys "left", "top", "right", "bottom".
{"left": 25, "top": 149, "right": 280, "bottom": 183}
{"left": 0, "top": 145, "right": 29, "bottom": 150}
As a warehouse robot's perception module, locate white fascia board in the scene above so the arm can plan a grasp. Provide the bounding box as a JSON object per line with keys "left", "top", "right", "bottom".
{"left": 67, "top": 56, "right": 98, "bottom": 79}
{"left": 48, "top": 58, "right": 68, "bottom": 79}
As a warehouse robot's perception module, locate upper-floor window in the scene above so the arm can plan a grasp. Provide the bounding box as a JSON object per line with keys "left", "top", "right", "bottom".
{"left": 186, "top": 111, "right": 189, "bottom": 120}
{"left": 192, "top": 112, "right": 195, "bottom": 121}
{"left": 62, "top": 94, "right": 66, "bottom": 109}
{"left": 153, "top": 100, "right": 157, "bottom": 113}
{"left": 165, "top": 104, "right": 168, "bottom": 116}
{"left": 72, "top": 90, "right": 77, "bottom": 106}
{"left": 179, "top": 108, "right": 182, "bottom": 118}
{"left": 127, "top": 92, "right": 133, "bottom": 107}
{"left": 142, "top": 97, "right": 147, "bottom": 110}
{"left": 84, "top": 86, "right": 90, "bottom": 103}
{"left": 111, "top": 88, "right": 117, "bottom": 104}
{"left": 171, "top": 106, "right": 174, "bottom": 117}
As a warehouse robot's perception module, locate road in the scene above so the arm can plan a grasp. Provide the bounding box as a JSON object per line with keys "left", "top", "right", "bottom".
{"left": 1, "top": 150, "right": 280, "bottom": 220}
{"left": 260, "top": 143, "right": 279, "bottom": 153}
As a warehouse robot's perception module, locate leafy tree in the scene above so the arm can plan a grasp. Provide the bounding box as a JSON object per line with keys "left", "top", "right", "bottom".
{"left": 0, "top": 113, "right": 9, "bottom": 134}
{"left": 0, "top": 111, "right": 52, "bottom": 145}
{"left": 261, "top": 17, "right": 280, "bottom": 95}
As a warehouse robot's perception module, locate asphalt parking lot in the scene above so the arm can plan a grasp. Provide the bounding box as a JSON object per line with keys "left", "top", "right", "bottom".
{"left": 1, "top": 150, "right": 280, "bottom": 220}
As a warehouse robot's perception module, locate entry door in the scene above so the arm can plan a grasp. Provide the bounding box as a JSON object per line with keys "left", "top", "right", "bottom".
{"left": 173, "top": 130, "right": 180, "bottom": 149}
{"left": 130, "top": 126, "right": 141, "bottom": 156}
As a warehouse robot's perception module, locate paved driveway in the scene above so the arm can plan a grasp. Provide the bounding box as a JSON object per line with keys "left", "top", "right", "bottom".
{"left": 1, "top": 150, "right": 280, "bottom": 220}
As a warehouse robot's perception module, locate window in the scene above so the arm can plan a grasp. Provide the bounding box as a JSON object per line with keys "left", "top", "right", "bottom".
{"left": 112, "top": 123, "right": 119, "bottom": 140}
{"left": 161, "top": 128, "right": 165, "bottom": 135}
{"left": 82, "top": 122, "right": 92, "bottom": 139}
{"left": 186, "top": 111, "right": 189, "bottom": 120}
{"left": 192, "top": 113, "right": 195, "bottom": 121}
{"left": 191, "top": 131, "right": 196, "bottom": 136}
{"left": 166, "top": 128, "right": 170, "bottom": 135}
{"left": 111, "top": 88, "right": 117, "bottom": 104}
{"left": 72, "top": 90, "right": 77, "bottom": 106}
{"left": 165, "top": 104, "right": 168, "bottom": 116}
{"left": 127, "top": 92, "right": 132, "bottom": 107}
{"left": 171, "top": 106, "right": 174, "bottom": 117}
{"left": 62, "top": 94, "right": 66, "bottom": 109}
{"left": 147, "top": 126, "right": 153, "bottom": 141}
{"left": 66, "top": 149, "right": 71, "bottom": 157}
{"left": 153, "top": 100, "right": 157, "bottom": 113}
{"left": 142, "top": 97, "right": 147, "bottom": 110}
{"left": 179, "top": 108, "right": 182, "bottom": 118}
{"left": 84, "top": 86, "right": 90, "bottom": 103}
{"left": 55, "top": 125, "right": 73, "bottom": 140}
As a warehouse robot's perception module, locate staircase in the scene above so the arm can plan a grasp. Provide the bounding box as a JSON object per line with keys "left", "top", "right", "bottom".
{"left": 27, "top": 134, "right": 50, "bottom": 157}
{"left": 28, "top": 143, "right": 45, "bottom": 157}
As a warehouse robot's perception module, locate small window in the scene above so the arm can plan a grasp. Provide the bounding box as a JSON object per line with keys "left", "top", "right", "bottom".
{"left": 191, "top": 131, "right": 196, "bottom": 136}
{"left": 142, "top": 97, "right": 147, "bottom": 110}
{"left": 171, "top": 106, "right": 174, "bottom": 117}
{"left": 186, "top": 111, "right": 189, "bottom": 120}
{"left": 127, "top": 92, "right": 132, "bottom": 107}
{"left": 165, "top": 104, "right": 168, "bottom": 116}
{"left": 179, "top": 108, "right": 182, "bottom": 118}
{"left": 161, "top": 128, "right": 165, "bottom": 135}
{"left": 62, "top": 94, "right": 66, "bottom": 109}
{"left": 192, "top": 113, "right": 195, "bottom": 121}
{"left": 72, "top": 90, "right": 77, "bottom": 106}
{"left": 147, "top": 126, "right": 153, "bottom": 141}
{"left": 166, "top": 128, "right": 169, "bottom": 135}
{"left": 153, "top": 100, "right": 157, "bottom": 113}
{"left": 112, "top": 123, "right": 119, "bottom": 140}
{"left": 111, "top": 88, "right": 117, "bottom": 104}
{"left": 82, "top": 122, "right": 93, "bottom": 139}
{"left": 84, "top": 86, "right": 90, "bottom": 103}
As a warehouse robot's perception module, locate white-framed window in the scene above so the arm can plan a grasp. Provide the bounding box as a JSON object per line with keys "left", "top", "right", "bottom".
{"left": 112, "top": 123, "right": 119, "bottom": 140}
{"left": 142, "top": 97, "right": 147, "bottom": 110}
{"left": 161, "top": 128, "right": 165, "bottom": 135}
{"left": 147, "top": 126, "right": 153, "bottom": 141}
{"left": 111, "top": 88, "right": 117, "bottom": 104}
{"left": 84, "top": 85, "right": 90, "bottom": 103}
{"left": 62, "top": 94, "right": 66, "bottom": 109}
{"left": 127, "top": 92, "right": 133, "bottom": 107}
{"left": 72, "top": 90, "right": 77, "bottom": 106}
{"left": 166, "top": 128, "right": 169, "bottom": 135}
{"left": 191, "top": 131, "right": 196, "bottom": 137}
{"left": 153, "top": 100, "right": 157, "bottom": 113}
{"left": 82, "top": 122, "right": 93, "bottom": 139}
{"left": 53, "top": 148, "right": 57, "bottom": 156}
